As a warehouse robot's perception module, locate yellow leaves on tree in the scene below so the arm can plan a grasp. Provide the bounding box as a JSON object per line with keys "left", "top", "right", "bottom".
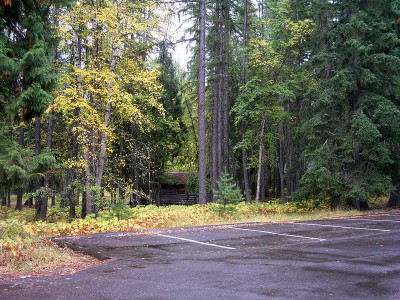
{"left": 51, "top": 0, "right": 169, "bottom": 179}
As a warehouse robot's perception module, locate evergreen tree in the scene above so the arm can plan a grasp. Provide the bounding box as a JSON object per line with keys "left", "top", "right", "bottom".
{"left": 298, "top": 0, "right": 400, "bottom": 208}
{"left": 213, "top": 171, "right": 244, "bottom": 207}
{"left": 1, "top": 0, "right": 63, "bottom": 214}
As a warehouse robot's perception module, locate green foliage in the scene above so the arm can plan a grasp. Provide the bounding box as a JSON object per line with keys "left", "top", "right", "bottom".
{"left": 297, "top": 0, "right": 400, "bottom": 206}
{"left": 185, "top": 173, "right": 199, "bottom": 195}
{"left": 106, "top": 199, "right": 134, "bottom": 221}
{"left": 213, "top": 172, "right": 244, "bottom": 208}
{"left": 0, "top": 134, "right": 57, "bottom": 190}
{"left": 155, "top": 174, "right": 179, "bottom": 186}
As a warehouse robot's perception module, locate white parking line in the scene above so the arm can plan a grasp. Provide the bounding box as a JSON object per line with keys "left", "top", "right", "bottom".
{"left": 349, "top": 218, "right": 400, "bottom": 223}
{"left": 291, "top": 222, "right": 391, "bottom": 232}
{"left": 230, "top": 227, "right": 326, "bottom": 241}
{"left": 158, "top": 234, "right": 236, "bottom": 250}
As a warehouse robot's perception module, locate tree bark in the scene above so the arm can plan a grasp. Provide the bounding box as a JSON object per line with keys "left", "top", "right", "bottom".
{"left": 211, "top": 12, "right": 222, "bottom": 200}
{"left": 351, "top": 198, "right": 369, "bottom": 210}
{"left": 198, "top": 0, "right": 207, "bottom": 205}
{"left": 241, "top": 0, "right": 251, "bottom": 203}
{"left": 34, "top": 117, "right": 46, "bottom": 219}
{"left": 38, "top": 113, "right": 55, "bottom": 219}
{"left": 255, "top": 116, "right": 266, "bottom": 203}
{"left": 0, "top": 187, "right": 5, "bottom": 206}
{"left": 96, "top": 102, "right": 111, "bottom": 188}
{"left": 7, "top": 188, "right": 11, "bottom": 207}
{"left": 15, "top": 124, "right": 24, "bottom": 211}
{"left": 83, "top": 134, "right": 93, "bottom": 216}
{"left": 95, "top": 48, "right": 116, "bottom": 189}
{"left": 221, "top": 1, "right": 230, "bottom": 172}
{"left": 278, "top": 137, "right": 286, "bottom": 203}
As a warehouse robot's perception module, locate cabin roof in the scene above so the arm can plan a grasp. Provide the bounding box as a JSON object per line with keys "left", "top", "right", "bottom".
{"left": 165, "top": 172, "right": 196, "bottom": 185}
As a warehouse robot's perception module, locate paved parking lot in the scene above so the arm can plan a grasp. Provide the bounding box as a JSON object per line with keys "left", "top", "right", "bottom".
{"left": 1, "top": 212, "right": 399, "bottom": 299}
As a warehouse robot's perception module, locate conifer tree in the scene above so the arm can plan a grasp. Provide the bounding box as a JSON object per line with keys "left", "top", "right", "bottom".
{"left": 298, "top": 0, "right": 400, "bottom": 208}
{"left": 1, "top": 0, "right": 62, "bottom": 214}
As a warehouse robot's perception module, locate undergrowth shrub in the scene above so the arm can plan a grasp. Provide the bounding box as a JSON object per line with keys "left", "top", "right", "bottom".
{"left": 213, "top": 172, "right": 244, "bottom": 216}
{"left": 0, "top": 220, "right": 76, "bottom": 271}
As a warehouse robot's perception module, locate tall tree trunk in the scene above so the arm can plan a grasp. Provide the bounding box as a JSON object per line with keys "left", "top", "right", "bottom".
{"left": 73, "top": 28, "right": 86, "bottom": 218}
{"left": 198, "top": 0, "right": 207, "bottom": 205}
{"left": 211, "top": 0, "right": 222, "bottom": 200}
{"left": 211, "top": 18, "right": 221, "bottom": 200}
{"left": 95, "top": 49, "right": 116, "bottom": 189}
{"left": 221, "top": 1, "right": 230, "bottom": 172}
{"left": 241, "top": 0, "right": 251, "bottom": 203}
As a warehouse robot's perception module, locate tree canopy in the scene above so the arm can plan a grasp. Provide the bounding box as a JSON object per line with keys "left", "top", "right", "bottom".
{"left": 1, "top": 0, "right": 399, "bottom": 218}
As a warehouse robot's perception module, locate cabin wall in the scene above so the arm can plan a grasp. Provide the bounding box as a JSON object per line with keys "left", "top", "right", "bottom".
{"left": 159, "top": 185, "right": 197, "bottom": 205}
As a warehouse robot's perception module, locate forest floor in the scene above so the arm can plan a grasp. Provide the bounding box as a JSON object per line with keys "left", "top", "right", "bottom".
{"left": 0, "top": 251, "right": 101, "bottom": 281}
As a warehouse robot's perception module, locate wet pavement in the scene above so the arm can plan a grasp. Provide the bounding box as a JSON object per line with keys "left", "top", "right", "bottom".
{"left": 1, "top": 212, "right": 399, "bottom": 299}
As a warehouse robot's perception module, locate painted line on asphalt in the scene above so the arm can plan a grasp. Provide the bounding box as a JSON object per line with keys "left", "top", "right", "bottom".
{"left": 290, "top": 222, "right": 391, "bottom": 232}
{"left": 230, "top": 227, "right": 326, "bottom": 241}
{"left": 158, "top": 234, "right": 236, "bottom": 250}
{"left": 350, "top": 218, "right": 400, "bottom": 223}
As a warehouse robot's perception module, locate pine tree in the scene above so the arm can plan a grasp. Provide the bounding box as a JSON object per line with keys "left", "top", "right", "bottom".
{"left": 213, "top": 171, "right": 244, "bottom": 207}
{"left": 298, "top": 0, "right": 400, "bottom": 208}
{"left": 198, "top": 0, "right": 207, "bottom": 204}
{"left": 1, "top": 0, "right": 62, "bottom": 214}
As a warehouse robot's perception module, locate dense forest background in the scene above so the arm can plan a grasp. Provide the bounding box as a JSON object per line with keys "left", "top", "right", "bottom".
{"left": 0, "top": 0, "right": 399, "bottom": 220}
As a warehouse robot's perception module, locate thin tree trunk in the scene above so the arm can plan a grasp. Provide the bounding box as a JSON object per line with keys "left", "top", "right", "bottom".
{"left": 74, "top": 27, "right": 87, "bottom": 218}
{"left": 51, "top": 192, "right": 56, "bottom": 207}
{"left": 241, "top": 0, "right": 251, "bottom": 203}
{"left": 260, "top": 162, "right": 266, "bottom": 202}
{"left": 211, "top": 38, "right": 221, "bottom": 201}
{"left": 222, "top": 1, "right": 230, "bottom": 172}
{"left": 255, "top": 116, "right": 266, "bottom": 203}
{"left": 96, "top": 102, "right": 111, "bottom": 188}
{"left": 67, "top": 107, "right": 79, "bottom": 219}
{"left": 198, "top": 0, "right": 207, "bottom": 205}
{"left": 211, "top": 1, "right": 222, "bottom": 200}
{"left": 83, "top": 135, "right": 93, "bottom": 216}
{"left": 35, "top": 117, "right": 46, "bottom": 219}
{"left": 278, "top": 136, "right": 286, "bottom": 203}
{"left": 95, "top": 48, "right": 116, "bottom": 189}
{"left": 81, "top": 191, "right": 87, "bottom": 217}
{"left": 16, "top": 124, "right": 24, "bottom": 211}
{"left": 0, "top": 187, "right": 5, "bottom": 206}
{"left": 39, "top": 113, "right": 55, "bottom": 219}
{"left": 322, "top": 0, "right": 331, "bottom": 78}
{"left": 7, "top": 188, "right": 11, "bottom": 207}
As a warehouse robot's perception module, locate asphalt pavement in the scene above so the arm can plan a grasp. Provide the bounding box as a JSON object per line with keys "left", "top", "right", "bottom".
{"left": 1, "top": 212, "right": 399, "bottom": 299}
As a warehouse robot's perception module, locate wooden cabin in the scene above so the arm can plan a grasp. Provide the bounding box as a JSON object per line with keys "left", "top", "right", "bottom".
{"left": 159, "top": 172, "right": 197, "bottom": 205}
